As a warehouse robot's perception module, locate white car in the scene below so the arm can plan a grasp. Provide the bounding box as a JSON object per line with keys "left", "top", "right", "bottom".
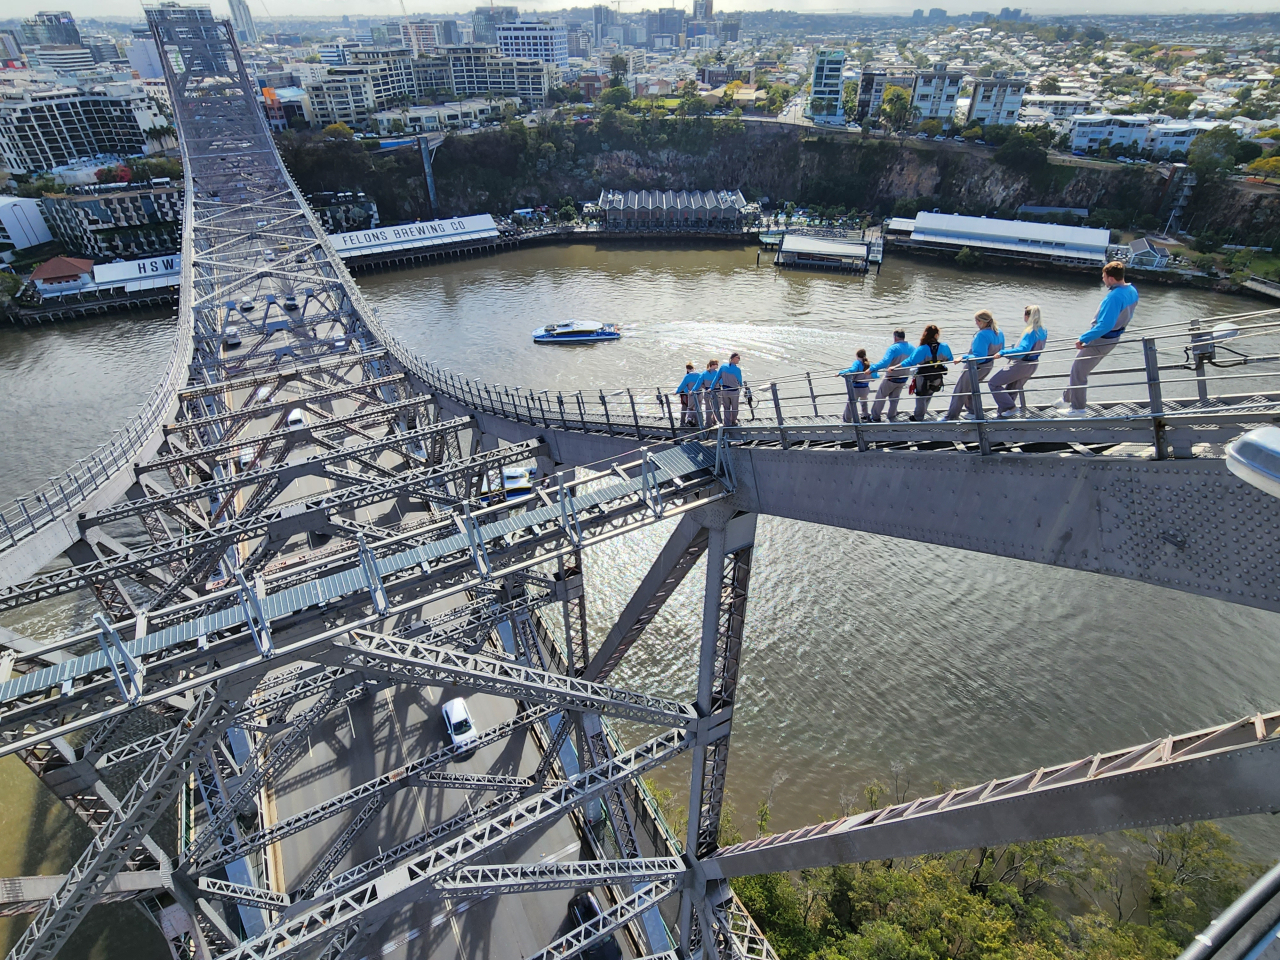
{"left": 442, "top": 698, "right": 478, "bottom": 749}
{"left": 283, "top": 295, "right": 299, "bottom": 310}
{"left": 223, "top": 325, "right": 241, "bottom": 348}
{"left": 239, "top": 298, "right": 255, "bottom": 311}
{"left": 287, "top": 408, "right": 307, "bottom": 429}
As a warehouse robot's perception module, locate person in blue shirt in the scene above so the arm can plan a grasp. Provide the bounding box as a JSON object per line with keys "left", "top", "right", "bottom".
{"left": 717, "top": 352, "right": 746, "bottom": 426}
{"left": 675, "top": 362, "right": 701, "bottom": 426}
{"left": 944, "top": 309, "right": 1005, "bottom": 420}
{"left": 838, "top": 348, "right": 877, "bottom": 422}
{"left": 989, "top": 305, "right": 1048, "bottom": 417}
{"left": 697, "top": 359, "right": 721, "bottom": 427}
{"left": 904, "top": 324, "right": 955, "bottom": 421}
{"left": 868, "top": 329, "right": 913, "bottom": 421}
{"left": 1055, "top": 261, "right": 1140, "bottom": 415}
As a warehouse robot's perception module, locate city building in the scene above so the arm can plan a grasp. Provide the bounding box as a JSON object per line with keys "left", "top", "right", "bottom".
{"left": 0, "top": 31, "right": 23, "bottom": 60}
{"left": 693, "top": 0, "right": 713, "bottom": 18}
{"left": 39, "top": 180, "right": 182, "bottom": 258}
{"left": 228, "top": 0, "right": 258, "bottom": 45}
{"left": 442, "top": 43, "right": 558, "bottom": 108}
{"left": 1127, "top": 237, "right": 1170, "bottom": 269}
{"left": 83, "top": 36, "right": 121, "bottom": 63}
{"left": 305, "top": 71, "right": 378, "bottom": 127}
{"left": 412, "top": 56, "right": 453, "bottom": 97}
{"left": 0, "top": 197, "right": 54, "bottom": 254}
{"left": 894, "top": 211, "right": 1110, "bottom": 267}
{"left": 21, "top": 11, "right": 80, "bottom": 48}
{"left": 596, "top": 188, "right": 749, "bottom": 229}
{"left": 401, "top": 20, "right": 442, "bottom": 56}
{"left": 966, "top": 74, "right": 1026, "bottom": 126}
{"left": 913, "top": 62, "right": 962, "bottom": 122}
{"left": 30, "top": 255, "right": 94, "bottom": 294}
{"left": 496, "top": 20, "right": 569, "bottom": 69}
{"left": 26, "top": 45, "right": 96, "bottom": 72}
{"left": 371, "top": 96, "right": 516, "bottom": 133}
{"left": 0, "top": 82, "right": 168, "bottom": 176}
{"left": 348, "top": 48, "right": 416, "bottom": 102}
{"left": 807, "top": 48, "right": 845, "bottom": 125}
{"left": 317, "top": 41, "right": 361, "bottom": 66}
{"left": 261, "top": 86, "right": 311, "bottom": 130}
{"left": 472, "top": 6, "right": 519, "bottom": 44}
{"left": 1020, "top": 94, "right": 1093, "bottom": 118}
{"left": 125, "top": 34, "right": 165, "bottom": 79}
{"left": 854, "top": 66, "right": 915, "bottom": 123}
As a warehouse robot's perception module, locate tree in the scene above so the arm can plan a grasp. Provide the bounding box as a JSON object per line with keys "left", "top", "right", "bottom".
{"left": 1248, "top": 156, "right": 1280, "bottom": 179}
{"left": 322, "top": 122, "right": 355, "bottom": 140}
{"left": 879, "top": 86, "right": 916, "bottom": 133}
{"left": 1038, "top": 75, "right": 1061, "bottom": 95}
{"left": 920, "top": 118, "right": 943, "bottom": 137}
{"left": 599, "top": 85, "right": 631, "bottom": 109}
{"left": 609, "top": 54, "right": 628, "bottom": 83}
{"left": 955, "top": 246, "right": 982, "bottom": 268}
{"left": 995, "top": 131, "right": 1048, "bottom": 171}
{"left": 1187, "top": 125, "right": 1240, "bottom": 181}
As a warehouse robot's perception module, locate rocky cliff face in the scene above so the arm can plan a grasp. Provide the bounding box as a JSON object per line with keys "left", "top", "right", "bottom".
{"left": 432, "top": 121, "right": 1172, "bottom": 221}
{"left": 1184, "top": 180, "right": 1280, "bottom": 246}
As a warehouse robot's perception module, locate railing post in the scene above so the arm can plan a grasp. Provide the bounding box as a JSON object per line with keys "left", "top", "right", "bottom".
{"left": 538, "top": 393, "right": 549, "bottom": 428}
{"left": 627, "top": 388, "right": 641, "bottom": 438}
{"left": 600, "top": 391, "right": 614, "bottom": 436}
{"left": 770, "top": 382, "right": 789, "bottom": 450}
{"left": 1143, "top": 337, "right": 1168, "bottom": 461}
{"left": 661, "top": 389, "right": 677, "bottom": 439}
{"left": 557, "top": 392, "right": 568, "bottom": 430}
{"left": 967, "top": 358, "right": 991, "bottom": 456}
{"left": 16, "top": 497, "right": 33, "bottom": 529}
{"left": 843, "top": 376, "right": 868, "bottom": 452}
{"left": 0, "top": 512, "right": 15, "bottom": 548}
{"left": 806, "top": 372, "right": 819, "bottom": 417}
{"left": 575, "top": 391, "right": 587, "bottom": 430}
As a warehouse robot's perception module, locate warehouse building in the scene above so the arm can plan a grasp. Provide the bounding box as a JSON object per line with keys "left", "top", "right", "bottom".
{"left": 596, "top": 189, "right": 750, "bottom": 229}
{"left": 890, "top": 212, "right": 1111, "bottom": 267}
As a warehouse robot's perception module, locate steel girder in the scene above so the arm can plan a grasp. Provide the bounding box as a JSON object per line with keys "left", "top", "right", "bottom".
{"left": 434, "top": 858, "right": 686, "bottom": 897}
{"left": 702, "top": 709, "right": 1280, "bottom": 879}
{"left": 193, "top": 705, "right": 555, "bottom": 872}
{"left": 7, "top": 674, "right": 260, "bottom": 960}
{"left": 521, "top": 879, "right": 680, "bottom": 960}
{"left": 215, "top": 729, "right": 692, "bottom": 960}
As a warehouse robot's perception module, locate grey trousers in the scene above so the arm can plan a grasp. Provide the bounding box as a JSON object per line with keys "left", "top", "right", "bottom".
{"left": 989, "top": 359, "right": 1038, "bottom": 412}
{"left": 842, "top": 387, "right": 871, "bottom": 422}
{"left": 679, "top": 393, "right": 698, "bottom": 425}
{"left": 1062, "top": 339, "right": 1118, "bottom": 410}
{"left": 945, "top": 361, "right": 995, "bottom": 419}
{"left": 870, "top": 378, "right": 908, "bottom": 420}
{"left": 703, "top": 390, "right": 720, "bottom": 426}
{"left": 720, "top": 389, "right": 740, "bottom": 426}
{"left": 912, "top": 375, "right": 937, "bottom": 420}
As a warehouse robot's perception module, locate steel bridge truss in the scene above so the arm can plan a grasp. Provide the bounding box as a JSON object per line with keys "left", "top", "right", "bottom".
{"left": 2, "top": 10, "right": 1279, "bottom": 960}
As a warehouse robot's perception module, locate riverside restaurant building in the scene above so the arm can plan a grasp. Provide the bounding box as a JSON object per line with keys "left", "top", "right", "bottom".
{"left": 596, "top": 189, "right": 750, "bottom": 230}
{"left": 885, "top": 211, "right": 1111, "bottom": 268}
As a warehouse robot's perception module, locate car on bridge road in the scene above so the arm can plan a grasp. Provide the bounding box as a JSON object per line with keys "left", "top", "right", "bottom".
{"left": 442, "top": 697, "right": 479, "bottom": 751}
{"left": 568, "top": 892, "right": 623, "bottom": 960}
{"left": 223, "top": 325, "right": 241, "bottom": 349}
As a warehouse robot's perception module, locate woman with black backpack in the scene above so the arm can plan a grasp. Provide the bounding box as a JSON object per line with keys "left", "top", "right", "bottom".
{"left": 905, "top": 324, "right": 955, "bottom": 422}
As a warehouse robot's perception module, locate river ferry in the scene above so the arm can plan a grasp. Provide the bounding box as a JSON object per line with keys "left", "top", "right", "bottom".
{"left": 532, "top": 320, "right": 621, "bottom": 344}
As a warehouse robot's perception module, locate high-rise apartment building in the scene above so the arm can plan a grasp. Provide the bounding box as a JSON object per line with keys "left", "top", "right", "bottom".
{"left": 21, "top": 11, "right": 80, "bottom": 48}
{"left": 966, "top": 73, "right": 1026, "bottom": 126}
{"left": 126, "top": 27, "right": 165, "bottom": 79}
{"left": 0, "top": 82, "right": 167, "bottom": 175}
{"left": 912, "top": 62, "right": 962, "bottom": 121}
{"left": 807, "top": 48, "right": 846, "bottom": 124}
{"left": 26, "top": 46, "right": 96, "bottom": 71}
{"left": 401, "top": 20, "right": 442, "bottom": 56}
{"left": 495, "top": 21, "right": 568, "bottom": 69}
{"left": 228, "top": 0, "right": 258, "bottom": 45}
{"left": 40, "top": 181, "right": 183, "bottom": 258}
{"left": 692, "top": 0, "right": 713, "bottom": 20}
{"left": 441, "top": 43, "right": 557, "bottom": 107}
{"left": 471, "top": 6, "right": 518, "bottom": 44}
{"left": 656, "top": 8, "right": 684, "bottom": 38}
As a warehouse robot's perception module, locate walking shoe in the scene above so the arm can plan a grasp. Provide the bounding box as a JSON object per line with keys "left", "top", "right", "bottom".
{"left": 907, "top": 415, "right": 920, "bottom": 422}
{"left": 997, "top": 409, "right": 1018, "bottom": 419}
{"left": 1055, "top": 405, "right": 1087, "bottom": 417}
{"left": 1052, "top": 399, "right": 1075, "bottom": 413}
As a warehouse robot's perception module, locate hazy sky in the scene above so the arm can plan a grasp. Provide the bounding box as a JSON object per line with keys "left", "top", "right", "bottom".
{"left": 9, "top": 0, "right": 1279, "bottom": 26}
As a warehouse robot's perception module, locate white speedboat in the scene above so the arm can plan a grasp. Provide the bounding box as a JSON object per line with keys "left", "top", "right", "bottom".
{"left": 532, "top": 320, "right": 621, "bottom": 344}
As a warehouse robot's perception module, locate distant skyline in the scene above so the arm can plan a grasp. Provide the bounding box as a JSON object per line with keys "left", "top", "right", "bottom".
{"left": 6, "top": 0, "right": 1280, "bottom": 24}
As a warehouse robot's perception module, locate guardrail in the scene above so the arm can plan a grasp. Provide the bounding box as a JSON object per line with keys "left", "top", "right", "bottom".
{"left": 0, "top": 196, "right": 195, "bottom": 552}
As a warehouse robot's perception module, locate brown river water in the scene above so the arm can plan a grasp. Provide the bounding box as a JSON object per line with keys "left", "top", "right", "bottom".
{"left": 1, "top": 244, "right": 1277, "bottom": 957}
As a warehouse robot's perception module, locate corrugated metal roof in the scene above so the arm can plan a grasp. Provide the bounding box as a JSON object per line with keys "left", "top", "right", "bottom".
{"left": 781, "top": 235, "right": 868, "bottom": 258}
{"left": 911, "top": 212, "right": 1110, "bottom": 253}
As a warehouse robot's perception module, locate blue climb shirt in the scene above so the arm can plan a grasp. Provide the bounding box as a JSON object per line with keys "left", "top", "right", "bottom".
{"left": 1001, "top": 328, "right": 1048, "bottom": 362}
{"left": 1079, "top": 284, "right": 1139, "bottom": 344}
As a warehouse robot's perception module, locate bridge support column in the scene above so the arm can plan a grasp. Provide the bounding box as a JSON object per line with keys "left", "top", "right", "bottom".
{"left": 679, "top": 511, "right": 756, "bottom": 959}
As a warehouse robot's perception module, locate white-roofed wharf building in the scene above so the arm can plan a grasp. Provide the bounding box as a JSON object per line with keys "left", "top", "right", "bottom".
{"left": 891, "top": 211, "right": 1112, "bottom": 269}
{"left": 596, "top": 189, "right": 751, "bottom": 232}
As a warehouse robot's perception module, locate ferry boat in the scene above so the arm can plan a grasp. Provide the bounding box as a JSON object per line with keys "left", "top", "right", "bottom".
{"left": 532, "top": 320, "right": 621, "bottom": 344}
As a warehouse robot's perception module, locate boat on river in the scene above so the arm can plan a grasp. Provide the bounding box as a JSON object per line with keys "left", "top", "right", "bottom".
{"left": 532, "top": 320, "right": 621, "bottom": 344}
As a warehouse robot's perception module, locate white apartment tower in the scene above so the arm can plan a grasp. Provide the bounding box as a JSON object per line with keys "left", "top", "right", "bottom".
{"left": 228, "top": 0, "right": 258, "bottom": 44}
{"left": 807, "top": 48, "right": 845, "bottom": 125}
{"left": 966, "top": 74, "right": 1026, "bottom": 126}
{"left": 913, "top": 62, "right": 962, "bottom": 122}
{"left": 495, "top": 21, "right": 568, "bottom": 69}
